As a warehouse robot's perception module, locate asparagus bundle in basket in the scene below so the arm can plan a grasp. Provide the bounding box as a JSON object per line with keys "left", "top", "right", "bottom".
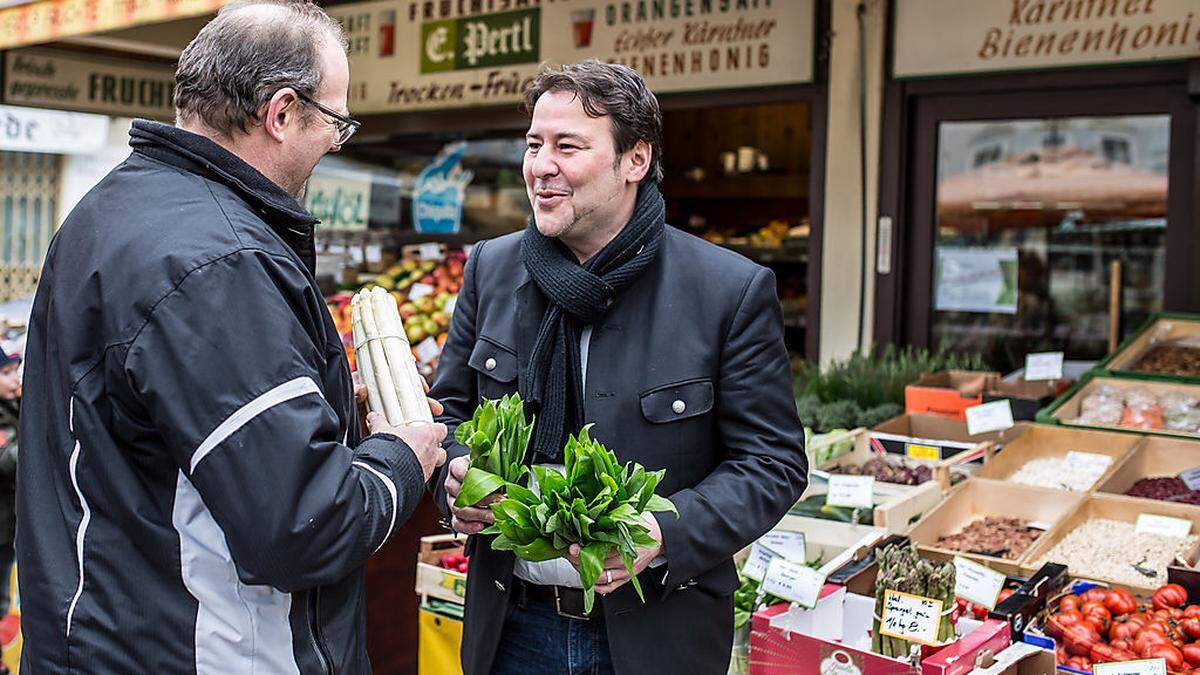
{"left": 871, "top": 542, "right": 956, "bottom": 658}
{"left": 351, "top": 286, "right": 433, "bottom": 426}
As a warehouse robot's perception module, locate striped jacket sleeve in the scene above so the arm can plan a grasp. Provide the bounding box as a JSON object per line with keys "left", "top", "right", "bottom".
{"left": 123, "top": 248, "right": 424, "bottom": 592}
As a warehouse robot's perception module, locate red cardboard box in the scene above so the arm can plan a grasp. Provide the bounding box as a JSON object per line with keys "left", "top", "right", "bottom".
{"left": 749, "top": 587, "right": 1010, "bottom": 675}
{"left": 906, "top": 371, "right": 998, "bottom": 421}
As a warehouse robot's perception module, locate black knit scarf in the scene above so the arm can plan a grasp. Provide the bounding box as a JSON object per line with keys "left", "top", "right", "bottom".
{"left": 520, "top": 182, "right": 666, "bottom": 461}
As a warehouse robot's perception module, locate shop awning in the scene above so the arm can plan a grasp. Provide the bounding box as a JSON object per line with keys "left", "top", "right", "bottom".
{"left": 0, "top": 0, "right": 227, "bottom": 50}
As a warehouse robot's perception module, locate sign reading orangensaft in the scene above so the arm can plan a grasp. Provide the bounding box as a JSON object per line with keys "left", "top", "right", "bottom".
{"left": 895, "top": 0, "right": 1200, "bottom": 78}
{"left": 326, "top": 0, "right": 814, "bottom": 114}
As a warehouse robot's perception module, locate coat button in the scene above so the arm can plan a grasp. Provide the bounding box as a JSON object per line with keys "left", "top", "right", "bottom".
{"left": 494, "top": 580, "right": 505, "bottom": 592}
{"left": 672, "top": 399, "right": 686, "bottom": 414}
{"left": 485, "top": 358, "right": 497, "bottom": 371}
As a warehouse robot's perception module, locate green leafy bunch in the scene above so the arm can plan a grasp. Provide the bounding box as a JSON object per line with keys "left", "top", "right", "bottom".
{"left": 484, "top": 425, "right": 679, "bottom": 613}
{"left": 452, "top": 394, "right": 534, "bottom": 508}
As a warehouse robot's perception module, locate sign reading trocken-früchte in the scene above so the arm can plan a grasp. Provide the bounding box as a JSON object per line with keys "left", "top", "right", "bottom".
{"left": 326, "top": 0, "right": 814, "bottom": 114}
{"left": 895, "top": 0, "right": 1200, "bottom": 78}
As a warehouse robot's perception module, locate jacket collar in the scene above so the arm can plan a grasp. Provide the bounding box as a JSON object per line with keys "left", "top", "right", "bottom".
{"left": 128, "top": 119, "right": 320, "bottom": 273}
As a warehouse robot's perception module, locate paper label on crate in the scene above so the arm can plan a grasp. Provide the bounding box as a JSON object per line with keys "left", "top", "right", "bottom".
{"left": 1024, "top": 352, "right": 1064, "bottom": 381}
{"left": 1180, "top": 466, "right": 1200, "bottom": 491}
{"left": 365, "top": 244, "right": 382, "bottom": 263}
{"left": 759, "top": 531, "right": 807, "bottom": 564}
{"left": 825, "top": 475, "right": 874, "bottom": 509}
{"left": 879, "top": 589, "right": 944, "bottom": 646}
{"left": 1093, "top": 658, "right": 1168, "bottom": 675}
{"left": 1136, "top": 513, "right": 1193, "bottom": 538}
{"left": 905, "top": 443, "right": 941, "bottom": 461}
{"left": 408, "top": 283, "right": 435, "bottom": 301}
{"left": 965, "top": 400, "right": 1014, "bottom": 435}
{"left": 414, "top": 337, "right": 440, "bottom": 365}
{"left": 417, "top": 243, "right": 445, "bottom": 261}
{"left": 741, "top": 542, "right": 776, "bottom": 582}
{"left": 444, "top": 296, "right": 457, "bottom": 316}
{"left": 953, "top": 556, "right": 1005, "bottom": 610}
{"left": 761, "top": 558, "right": 824, "bottom": 609}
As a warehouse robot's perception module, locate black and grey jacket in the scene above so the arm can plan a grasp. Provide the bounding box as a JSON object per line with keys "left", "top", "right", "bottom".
{"left": 18, "top": 120, "right": 423, "bottom": 673}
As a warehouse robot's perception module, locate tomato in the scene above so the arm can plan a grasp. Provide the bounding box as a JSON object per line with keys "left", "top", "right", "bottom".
{"left": 1184, "top": 643, "right": 1200, "bottom": 667}
{"left": 1065, "top": 655, "right": 1092, "bottom": 671}
{"left": 1111, "top": 638, "right": 1131, "bottom": 652}
{"left": 1111, "top": 617, "right": 1147, "bottom": 642}
{"left": 1183, "top": 619, "right": 1200, "bottom": 641}
{"left": 1082, "top": 588, "right": 1110, "bottom": 604}
{"left": 1083, "top": 602, "right": 1113, "bottom": 632}
{"left": 1185, "top": 605, "right": 1200, "bottom": 621}
{"left": 1144, "top": 642, "right": 1185, "bottom": 669}
{"left": 1064, "top": 623, "right": 1101, "bottom": 657}
{"left": 1104, "top": 589, "right": 1138, "bottom": 617}
{"left": 1137, "top": 627, "right": 1173, "bottom": 655}
{"left": 1155, "top": 583, "right": 1190, "bottom": 611}
{"left": 1059, "top": 595, "right": 1082, "bottom": 613}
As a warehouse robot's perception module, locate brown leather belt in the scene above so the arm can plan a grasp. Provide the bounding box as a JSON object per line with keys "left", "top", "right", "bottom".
{"left": 512, "top": 578, "right": 599, "bottom": 621}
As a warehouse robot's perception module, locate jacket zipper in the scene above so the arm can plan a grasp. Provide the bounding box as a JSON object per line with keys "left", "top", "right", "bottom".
{"left": 308, "top": 588, "right": 334, "bottom": 674}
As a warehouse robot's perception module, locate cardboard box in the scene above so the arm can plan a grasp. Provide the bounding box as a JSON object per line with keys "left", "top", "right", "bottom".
{"left": 744, "top": 515, "right": 888, "bottom": 575}
{"left": 969, "top": 642, "right": 1055, "bottom": 675}
{"left": 1020, "top": 493, "right": 1200, "bottom": 594}
{"left": 1038, "top": 373, "right": 1200, "bottom": 441}
{"left": 983, "top": 380, "right": 1066, "bottom": 422}
{"left": 415, "top": 534, "right": 467, "bottom": 605}
{"left": 974, "top": 423, "right": 1139, "bottom": 493}
{"left": 1098, "top": 435, "right": 1200, "bottom": 501}
{"left": 749, "top": 588, "right": 1010, "bottom": 675}
{"left": 1098, "top": 312, "right": 1200, "bottom": 383}
{"left": 872, "top": 414, "right": 1003, "bottom": 464}
{"left": 906, "top": 479, "right": 1084, "bottom": 576}
{"left": 907, "top": 371, "right": 999, "bottom": 420}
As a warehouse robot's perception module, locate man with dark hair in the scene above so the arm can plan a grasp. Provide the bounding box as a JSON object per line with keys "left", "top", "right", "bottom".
{"left": 432, "top": 59, "right": 807, "bottom": 674}
{"left": 19, "top": 1, "right": 446, "bottom": 672}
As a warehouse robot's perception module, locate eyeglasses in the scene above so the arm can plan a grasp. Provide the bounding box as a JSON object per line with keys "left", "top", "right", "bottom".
{"left": 293, "top": 89, "right": 361, "bottom": 146}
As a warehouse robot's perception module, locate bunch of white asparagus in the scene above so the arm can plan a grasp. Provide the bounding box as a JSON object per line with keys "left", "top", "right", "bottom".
{"left": 351, "top": 287, "right": 434, "bottom": 426}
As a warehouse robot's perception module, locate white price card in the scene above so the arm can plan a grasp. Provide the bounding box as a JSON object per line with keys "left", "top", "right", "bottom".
{"left": 879, "top": 589, "right": 944, "bottom": 646}
{"left": 759, "top": 531, "right": 806, "bottom": 564}
{"left": 965, "top": 400, "right": 1014, "bottom": 436}
{"left": 408, "top": 283, "right": 435, "bottom": 300}
{"left": 414, "top": 337, "right": 441, "bottom": 364}
{"left": 953, "top": 556, "right": 1006, "bottom": 610}
{"left": 1136, "top": 513, "right": 1193, "bottom": 538}
{"left": 1065, "top": 451, "right": 1113, "bottom": 473}
{"left": 1024, "top": 352, "right": 1065, "bottom": 381}
{"left": 761, "top": 558, "right": 825, "bottom": 609}
{"left": 417, "top": 243, "right": 445, "bottom": 261}
{"left": 741, "top": 542, "right": 776, "bottom": 583}
{"left": 1180, "top": 466, "right": 1200, "bottom": 491}
{"left": 365, "top": 244, "right": 383, "bottom": 263}
{"left": 1093, "top": 658, "right": 1168, "bottom": 675}
{"left": 444, "top": 296, "right": 458, "bottom": 316}
{"left": 825, "top": 475, "right": 874, "bottom": 509}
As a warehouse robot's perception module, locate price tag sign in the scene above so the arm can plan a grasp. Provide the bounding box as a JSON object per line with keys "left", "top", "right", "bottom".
{"left": 444, "top": 296, "right": 458, "bottom": 316}
{"left": 761, "top": 558, "right": 825, "bottom": 609}
{"left": 1024, "top": 352, "right": 1065, "bottom": 381}
{"left": 365, "top": 243, "right": 383, "bottom": 263}
{"left": 741, "top": 542, "right": 776, "bottom": 582}
{"left": 1136, "top": 513, "right": 1193, "bottom": 538}
{"left": 1093, "top": 658, "right": 1168, "bottom": 675}
{"left": 414, "top": 337, "right": 441, "bottom": 364}
{"left": 905, "top": 443, "right": 940, "bottom": 461}
{"left": 1180, "top": 466, "right": 1200, "bottom": 491}
{"left": 759, "top": 531, "right": 806, "bottom": 564}
{"left": 826, "top": 475, "right": 874, "bottom": 509}
{"left": 408, "top": 283, "right": 435, "bottom": 300}
{"left": 417, "top": 243, "right": 445, "bottom": 261}
{"left": 965, "top": 400, "right": 1014, "bottom": 436}
{"left": 953, "top": 556, "right": 1006, "bottom": 610}
{"left": 879, "top": 589, "right": 944, "bottom": 646}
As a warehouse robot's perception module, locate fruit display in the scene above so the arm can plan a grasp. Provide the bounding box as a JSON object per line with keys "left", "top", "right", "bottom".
{"left": 326, "top": 248, "right": 466, "bottom": 377}
{"left": 1133, "top": 344, "right": 1200, "bottom": 378}
{"left": 827, "top": 456, "right": 934, "bottom": 486}
{"left": 1074, "top": 385, "right": 1200, "bottom": 434}
{"left": 934, "top": 516, "right": 1042, "bottom": 560}
{"left": 1044, "top": 583, "right": 1200, "bottom": 671}
{"left": 1030, "top": 518, "right": 1200, "bottom": 587}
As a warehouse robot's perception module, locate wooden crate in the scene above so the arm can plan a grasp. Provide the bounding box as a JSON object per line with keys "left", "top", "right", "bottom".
{"left": 1098, "top": 435, "right": 1200, "bottom": 502}
{"left": 973, "top": 422, "right": 1139, "bottom": 493}
{"left": 415, "top": 534, "right": 467, "bottom": 606}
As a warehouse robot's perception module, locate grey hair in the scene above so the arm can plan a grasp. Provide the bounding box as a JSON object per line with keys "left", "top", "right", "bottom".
{"left": 174, "top": 0, "right": 346, "bottom": 137}
{"left": 523, "top": 59, "right": 664, "bottom": 184}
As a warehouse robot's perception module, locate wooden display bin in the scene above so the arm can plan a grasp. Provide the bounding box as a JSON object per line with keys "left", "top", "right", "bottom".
{"left": 415, "top": 534, "right": 467, "bottom": 606}
{"left": 1098, "top": 435, "right": 1200, "bottom": 500}
{"left": 819, "top": 428, "right": 972, "bottom": 493}
{"left": 1020, "top": 493, "right": 1200, "bottom": 595}
{"left": 870, "top": 413, "right": 1002, "bottom": 466}
{"left": 1098, "top": 312, "right": 1200, "bottom": 382}
{"left": 973, "top": 423, "right": 1139, "bottom": 493}
{"left": 906, "top": 478, "right": 1084, "bottom": 576}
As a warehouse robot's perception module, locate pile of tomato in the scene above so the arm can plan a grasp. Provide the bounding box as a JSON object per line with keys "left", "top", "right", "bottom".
{"left": 1049, "top": 583, "right": 1200, "bottom": 672}
{"left": 437, "top": 552, "right": 469, "bottom": 574}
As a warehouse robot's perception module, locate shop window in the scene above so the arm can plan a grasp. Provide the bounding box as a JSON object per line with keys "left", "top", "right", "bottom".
{"left": 0, "top": 151, "right": 59, "bottom": 301}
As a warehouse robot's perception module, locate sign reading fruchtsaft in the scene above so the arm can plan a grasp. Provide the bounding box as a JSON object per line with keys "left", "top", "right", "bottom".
{"left": 895, "top": 0, "right": 1200, "bottom": 78}
{"left": 327, "top": 0, "right": 814, "bottom": 114}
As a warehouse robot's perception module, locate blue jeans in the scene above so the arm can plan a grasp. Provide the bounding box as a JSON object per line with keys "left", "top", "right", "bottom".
{"left": 491, "top": 600, "right": 615, "bottom": 675}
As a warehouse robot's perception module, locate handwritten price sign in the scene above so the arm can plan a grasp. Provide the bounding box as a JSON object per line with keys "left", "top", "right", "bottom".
{"left": 879, "top": 589, "right": 943, "bottom": 646}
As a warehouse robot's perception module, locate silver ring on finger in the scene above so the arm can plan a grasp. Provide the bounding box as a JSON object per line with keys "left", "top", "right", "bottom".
{"left": 606, "top": 570, "right": 612, "bottom": 584}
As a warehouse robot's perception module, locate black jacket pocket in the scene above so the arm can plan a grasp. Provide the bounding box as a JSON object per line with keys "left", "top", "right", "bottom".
{"left": 639, "top": 378, "right": 714, "bottom": 423}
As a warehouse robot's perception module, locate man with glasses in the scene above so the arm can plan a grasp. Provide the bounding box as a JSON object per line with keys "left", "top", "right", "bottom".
{"left": 18, "top": 1, "right": 445, "bottom": 672}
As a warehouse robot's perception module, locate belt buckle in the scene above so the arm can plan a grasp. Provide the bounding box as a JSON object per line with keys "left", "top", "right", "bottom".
{"left": 553, "top": 586, "right": 589, "bottom": 621}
